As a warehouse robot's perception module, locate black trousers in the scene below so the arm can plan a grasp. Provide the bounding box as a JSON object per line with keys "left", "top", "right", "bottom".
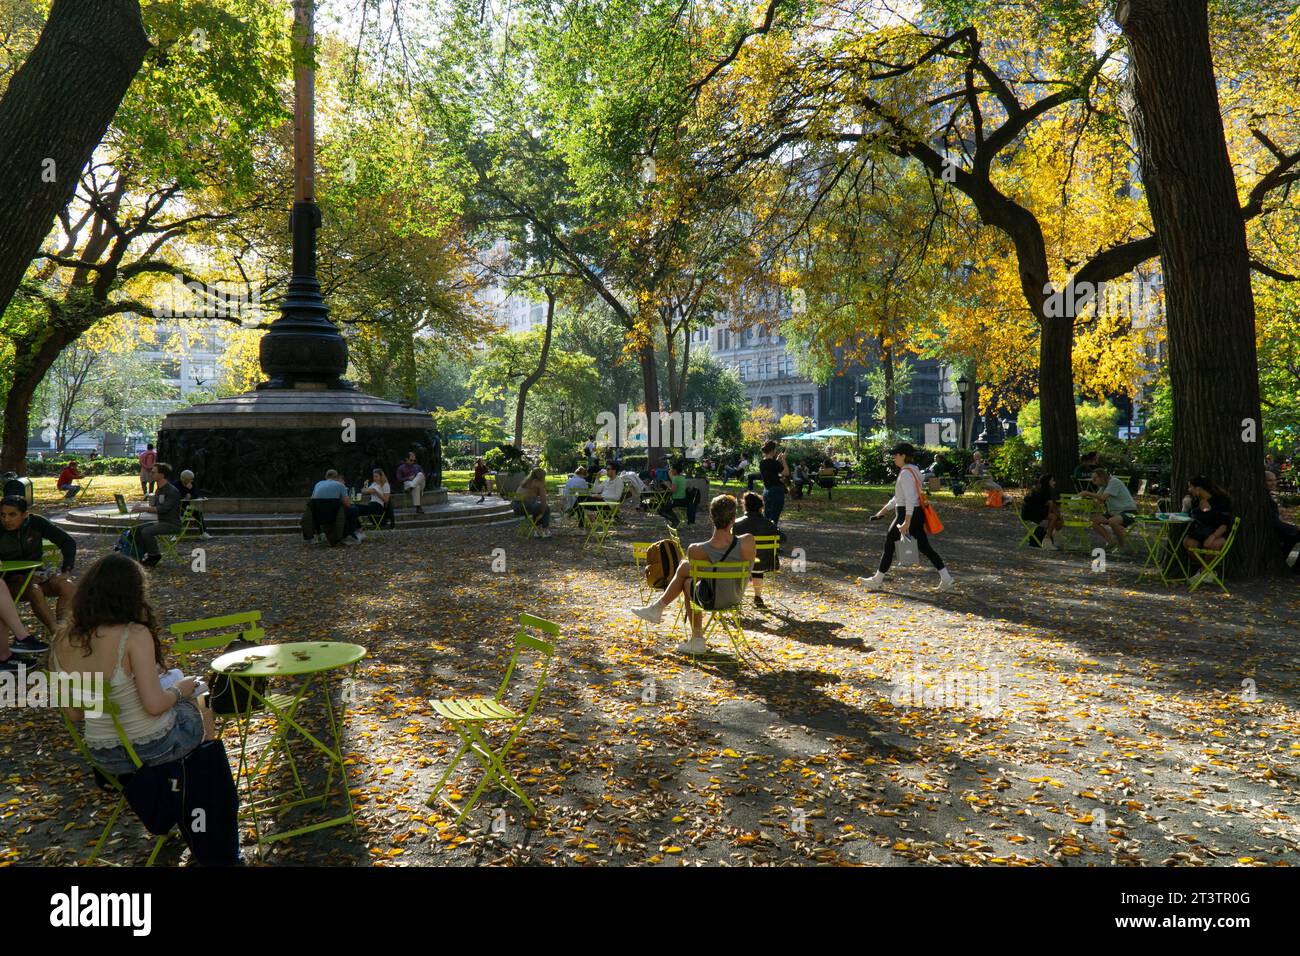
{"left": 878, "top": 507, "right": 945, "bottom": 573}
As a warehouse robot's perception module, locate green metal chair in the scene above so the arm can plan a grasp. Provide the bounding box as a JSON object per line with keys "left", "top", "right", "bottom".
{"left": 1187, "top": 517, "right": 1240, "bottom": 594}
{"left": 750, "top": 534, "right": 787, "bottom": 610}
{"left": 687, "top": 559, "right": 767, "bottom": 667}
{"left": 54, "top": 676, "right": 170, "bottom": 866}
{"left": 426, "top": 613, "right": 559, "bottom": 825}
{"left": 516, "top": 494, "right": 547, "bottom": 539}
{"left": 158, "top": 505, "right": 199, "bottom": 562}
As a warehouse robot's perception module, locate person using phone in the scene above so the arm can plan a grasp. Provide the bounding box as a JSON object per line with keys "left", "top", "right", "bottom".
{"left": 860, "top": 442, "right": 954, "bottom": 592}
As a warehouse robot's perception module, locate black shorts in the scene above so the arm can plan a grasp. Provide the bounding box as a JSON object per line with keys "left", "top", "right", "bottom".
{"left": 1105, "top": 511, "right": 1136, "bottom": 528}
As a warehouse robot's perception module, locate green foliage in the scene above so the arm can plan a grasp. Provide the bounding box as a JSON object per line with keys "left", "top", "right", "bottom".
{"left": 988, "top": 435, "right": 1040, "bottom": 488}
{"left": 484, "top": 445, "right": 534, "bottom": 473}
{"left": 542, "top": 436, "right": 579, "bottom": 473}
{"left": 432, "top": 405, "right": 505, "bottom": 443}
{"left": 1019, "top": 397, "right": 1123, "bottom": 459}
{"left": 709, "top": 404, "right": 743, "bottom": 447}
{"left": 24, "top": 456, "right": 138, "bottom": 477}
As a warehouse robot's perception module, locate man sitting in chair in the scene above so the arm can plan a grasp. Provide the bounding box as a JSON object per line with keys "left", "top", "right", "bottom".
{"left": 1264, "top": 469, "right": 1300, "bottom": 569}
{"left": 1080, "top": 467, "right": 1138, "bottom": 552}
{"left": 0, "top": 495, "right": 77, "bottom": 634}
{"left": 130, "top": 463, "right": 183, "bottom": 567}
{"left": 628, "top": 494, "right": 755, "bottom": 656}
{"left": 561, "top": 466, "right": 589, "bottom": 514}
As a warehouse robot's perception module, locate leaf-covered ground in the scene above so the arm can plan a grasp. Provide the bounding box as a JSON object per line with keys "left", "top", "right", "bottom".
{"left": 3, "top": 494, "right": 1299, "bottom": 867}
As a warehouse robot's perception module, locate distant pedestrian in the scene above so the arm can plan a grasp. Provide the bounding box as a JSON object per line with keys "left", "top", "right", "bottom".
{"left": 138, "top": 443, "right": 157, "bottom": 497}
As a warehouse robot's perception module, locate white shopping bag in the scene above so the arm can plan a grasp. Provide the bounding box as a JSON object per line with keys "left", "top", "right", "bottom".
{"left": 896, "top": 534, "right": 920, "bottom": 567}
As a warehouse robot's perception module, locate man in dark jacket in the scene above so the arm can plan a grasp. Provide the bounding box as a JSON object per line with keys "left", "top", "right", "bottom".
{"left": 132, "top": 463, "right": 183, "bottom": 567}
{"left": 0, "top": 495, "right": 77, "bottom": 631}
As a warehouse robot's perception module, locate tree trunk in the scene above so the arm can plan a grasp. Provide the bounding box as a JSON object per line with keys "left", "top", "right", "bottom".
{"left": 881, "top": 337, "right": 897, "bottom": 435}
{"left": 513, "top": 288, "right": 555, "bottom": 449}
{"left": 1, "top": 329, "right": 73, "bottom": 472}
{"left": 0, "top": 0, "right": 149, "bottom": 321}
{"left": 639, "top": 340, "right": 663, "bottom": 470}
{"left": 1117, "top": 0, "right": 1277, "bottom": 577}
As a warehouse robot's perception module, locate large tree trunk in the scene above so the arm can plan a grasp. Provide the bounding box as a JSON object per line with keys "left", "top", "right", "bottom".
{"left": 1117, "top": 0, "right": 1277, "bottom": 577}
{"left": 881, "top": 337, "right": 897, "bottom": 435}
{"left": 513, "top": 288, "right": 555, "bottom": 449}
{"left": 1, "top": 329, "right": 74, "bottom": 473}
{"left": 639, "top": 340, "right": 663, "bottom": 470}
{"left": 0, "top": 0, "right": 149, "bottom": 321}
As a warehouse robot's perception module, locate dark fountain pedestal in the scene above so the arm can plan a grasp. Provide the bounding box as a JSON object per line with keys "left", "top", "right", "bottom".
{"left": 156, "top": 387, "right": 446, "bottom": 511}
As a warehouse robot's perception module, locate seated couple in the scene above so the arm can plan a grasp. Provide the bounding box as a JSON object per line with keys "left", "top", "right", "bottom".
{"left": 628, "top": 494, "right": 757, "bottom": 656}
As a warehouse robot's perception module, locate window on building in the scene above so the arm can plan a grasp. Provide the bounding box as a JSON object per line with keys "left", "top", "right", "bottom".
{"left": 800, "top": 394, "right": 814, "bottom": 418}
{"left": 739, "top": 359, "right": 751, "bottom": 380}
{"left": 780, "top": 395, "right": 793, "bottom": 416}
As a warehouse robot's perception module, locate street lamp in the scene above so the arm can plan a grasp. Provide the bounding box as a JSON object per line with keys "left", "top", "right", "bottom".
{"left": 956, "top": 375, "right": 971, "bottom": 450}
{"left": 854, "top": 393, "right": 863, "bottom": 450}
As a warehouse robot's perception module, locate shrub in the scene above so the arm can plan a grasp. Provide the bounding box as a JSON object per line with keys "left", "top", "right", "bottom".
{"left": 484, "top": 445, "right": 534, "bottom": 473}
{"left": 22, "top": 456, "right": 138, "bottom": 477}
{"left": 988, "top": 436, "right": 1039, "bottom": 488}
{"left": 542, "top": 437, "right": 579, "bottom": 474}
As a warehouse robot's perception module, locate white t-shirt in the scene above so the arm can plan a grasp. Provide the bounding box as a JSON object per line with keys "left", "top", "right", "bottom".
{"left": 563, "top": 474, "right": 589, "bottom": 495}
{"left": 365, "top": 481, "right": 390, "bottom": 504}
{"left": 883, "top": 464, "right": 924, "bottom": 511}
{"left": 596, "top": 476, "right": 625, "bottom": 501}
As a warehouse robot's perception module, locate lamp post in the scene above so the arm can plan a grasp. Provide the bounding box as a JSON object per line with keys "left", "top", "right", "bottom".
{"left": 854, "top": 393, "right": 863, "bottom": 450}
{"left": 956, "top": 375, "right": 971, "bottom": 450}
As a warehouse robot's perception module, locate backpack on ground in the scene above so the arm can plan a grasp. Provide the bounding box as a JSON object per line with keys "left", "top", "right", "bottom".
{"left": 644, "top": 538, "right": 683, "bottom": 591}
{"left": 114, "top": 528, "right": 144, "bottom": 561}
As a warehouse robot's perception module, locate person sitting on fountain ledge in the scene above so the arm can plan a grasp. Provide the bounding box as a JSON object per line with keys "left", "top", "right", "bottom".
{"left": 395, "top": 451, "right": 427, "bottom": 514}
{"left": 131, "top": 463, "right": 183, "bottom": 567}
{"left": 311, "top": 469, "right": 364, "bottom": 544}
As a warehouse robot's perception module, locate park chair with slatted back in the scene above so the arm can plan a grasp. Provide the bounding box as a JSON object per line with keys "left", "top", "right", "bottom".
{"left": 515, "top": 493, "right": 546, "bottom": 539}
{"left": 427, "top": 613, "right": 559, "bottom": 825}
{"left": 750, "top": 534, "right": 786, "bottom": 609}
{"left": 1187, "top": 516, "right": 1240, "bottom": 594}
{"left": 687, "top": 559, "right": 767, "bottom": 668}
{"left": 158, "top": 505, "right": 199, "bottom": 562}
{"left": 631, "top": 541, "right": 656, "bottom": 604}
{"left": 167, "top": 610, "right": 294, "bottom": 712}
{"left": 53, "top": 674, "right": 170, "bottom": 866}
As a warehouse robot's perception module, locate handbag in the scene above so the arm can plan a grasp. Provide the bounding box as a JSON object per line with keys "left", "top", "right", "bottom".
{"left": 907, "top": 467, "right": 944, "bottom": 534}
{"left": 895, "top": 534, "right": 920, "bottom": 566}
{"left": 207, "top": 637, "right": 268, "bottom": 716}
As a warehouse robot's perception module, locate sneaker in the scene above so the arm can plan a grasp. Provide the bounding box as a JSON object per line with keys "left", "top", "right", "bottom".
{"left": 354, "top": 530, "right": 366, "bottom": 542}
{"left": 141, "top": 553, "right": 162, "bottom": 568}
{"left": 0, "top": 655, "right": 20, "bottom": 674}
{"left": 674, "top": 636, "right": 708, "bottom": 656}
{"left": 753, "top": 595, "right": 767, "bottom": 609}
{"left": 858, "top": 572, "right": 885, "bottom": 591}
{"left": 540, "top": 530, "right": 553, "bottom": 538}
{"left": 200, "top": 532, "right": 213, "bottom": 540}
{"left": 937, "top": 573, "right": 956, "bottom": 591}
{"left": 1189, "top": 569, "right": 1207, "bottom": 588}
{"left": 1042, "top": 537, "right": 1061, "bottom": 551}
{"left": 630, "top": 603, "right": 663, "bottom": 625}
{"left": 1288, "top": 544, "right": 1300, "bottom": 569}
{"left": 10, "top": 634, "right": 49, "bottom": 656}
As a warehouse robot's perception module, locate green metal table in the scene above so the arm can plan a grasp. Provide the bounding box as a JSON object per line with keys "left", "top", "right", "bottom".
{"left": 1135, "top": 513, "right": 1193, "bottom": 584}
{"left": 211, "top": 641, "right": 366, "bottom": 847}
{"left": 578, "top": 500, "right": 620, "bottom": 548}
{"left": 1, "top": 559, "right": 42, "bottom": 603}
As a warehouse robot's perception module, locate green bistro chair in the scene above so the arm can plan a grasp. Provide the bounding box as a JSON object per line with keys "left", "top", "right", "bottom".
{"left": 1187, "top": 517, "right": 1240, "bottom": 594}
{"left": 427, "top": 613, "right": 560, "bottom": 825}
{"left": 54, "top": 675, "right": 171, "bottom": 866}
{"left": 687, "top": 559, "right": 767, "bottom": 668}
{"left": 750, "top": 534, "right": 787, "bottom": 610}
{"left": 158, "top": 505, "right": 200, "bottom": 562}
{"left": 113, "top": 493, "right": 129, "bottom": 515}
{"left": 515, "top": 493, "right": 546, "bottom": 539}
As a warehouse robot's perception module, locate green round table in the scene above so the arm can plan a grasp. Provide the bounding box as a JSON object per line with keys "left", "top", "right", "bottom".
{"left": 212, "top": 641, "right": 366, "bottom": 848}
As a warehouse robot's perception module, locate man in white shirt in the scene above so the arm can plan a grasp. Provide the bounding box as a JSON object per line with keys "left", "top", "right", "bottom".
{"left": 592, "top": 464, "right": 626, "bottom": 503}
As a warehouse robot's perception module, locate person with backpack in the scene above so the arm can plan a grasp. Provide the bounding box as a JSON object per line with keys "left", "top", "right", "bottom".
{"left": 0, "top": 495, "right": 77, "bottom": 634}
{"left": 733, "top": 491, "right": 779, "bottom": 608}
{"left": 859, "top": 442, "right": 954, "bottom": 592}
{"left": 138, "top": 443, "right": 158, "bottom": 497}
{"left": 629, "top": 494, "right": 756, "bottom": 656}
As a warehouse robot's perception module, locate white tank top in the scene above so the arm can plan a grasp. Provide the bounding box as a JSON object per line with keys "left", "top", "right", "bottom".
{"left": 67, "top": 625, "right": 177, "bottom": 749}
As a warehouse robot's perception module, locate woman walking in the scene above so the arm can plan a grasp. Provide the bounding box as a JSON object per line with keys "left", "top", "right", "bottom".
{"left": 859, "top": 442, "right": 954, "bottom": 591}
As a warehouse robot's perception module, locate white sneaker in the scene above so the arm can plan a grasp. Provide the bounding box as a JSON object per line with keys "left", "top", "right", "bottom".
{"left": 858, "top": 572, "right": 885, "bottom": 591}
{"left": 1189, "top": 569, "right": 1207, "bottom": 587}
{"left": 354, "top": 530, "right": 365, "bottom": 542}
{"left": 1042, "top": 536, "right": 1060, "bottom": 551}
{"left": 630, "top": 603, "right": 663, "bottom": 625}
{"left": 200, "top": 533, "right": 213, "bottom": 540}
{"left": 938, "top": 570, "right": 955, "bottom": 590}
{"left": 674, "top": 636, "right": 708, "bottom": 656}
